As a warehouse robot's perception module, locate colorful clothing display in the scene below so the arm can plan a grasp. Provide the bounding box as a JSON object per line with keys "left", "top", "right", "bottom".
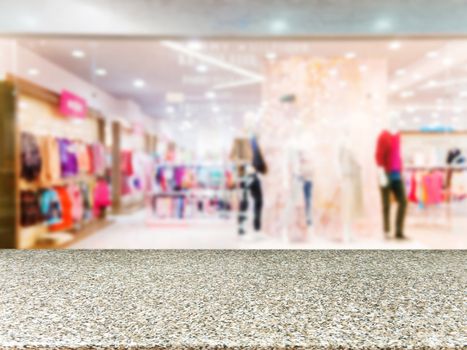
{"left": 21, "top": 133, "right": 42, "bottom": 181}
{"left": 20, "top": 190, "right": 42, "bottom": 227}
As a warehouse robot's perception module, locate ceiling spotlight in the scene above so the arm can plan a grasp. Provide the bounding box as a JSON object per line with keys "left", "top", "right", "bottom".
{"left": 388, "top": 41, "right": 401, "bottom": 50}
{"left": 400, "top": 90, "right": 414, "bottom": 98}
{"left": 443, "top": 57, "right": 454, "bottom": 66}
{"left": 265, "top": 52, "right": 277, "bottom": 61}
{"left": 212, "top": 105, "right": 221, "bottom": 113}
{"left": 196, "top": 64, "right": 208, "bottom": 73}
{"left": 427, "top": 80, "right": 438, "bottom": 88}
{"left": 344, "top": 52, "right": 356, "bottom": 59}
{"left": 187, "top": 40, "right": 203, "bottom": 51}
{"left": 328, "top": 68, "right": 338, "bottom": 77}
{"left": 205, "top": 91, "right": 216, "bottom": 99}
{"left": 412, "top": 73, "right": 422, "bottom": 80}
{"left": 133, "top": 79, "right": 146, "bottom": 88}
{"left": 426, "top": 51, "right": 439, "bottom": 59}
{"left": 406, "top": 106, "right": 416, "bottom": 113}
{"left": 389, "top": 84, "right": 400, "bottom": 92}
{"left": 396, "top": 69, "right": 406, "bottom": 76}
{"left": 165, "top": 106, "right": 175, "bottom": 114}
{"left": 359, "top": 64, "right": 368, "bottom": 73}
{"left": 27, "top": 68, "right": 39, "bottom": 76}
{"left": 71, "top": 49, "right": 85, "bottom": 58}
{"left": 95, "top": 68, "right": 107, "bottom": 77}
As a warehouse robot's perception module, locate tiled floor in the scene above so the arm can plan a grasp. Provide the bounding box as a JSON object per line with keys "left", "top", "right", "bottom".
{"left": 69, "top": 210, "right": 467, "bottom": 249}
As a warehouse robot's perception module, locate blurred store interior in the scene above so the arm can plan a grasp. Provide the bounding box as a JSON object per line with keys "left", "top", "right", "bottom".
{"left": 0, "top": 38, "right": 466, "bottom": 249}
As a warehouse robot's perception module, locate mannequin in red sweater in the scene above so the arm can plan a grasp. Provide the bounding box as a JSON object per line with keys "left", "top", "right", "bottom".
{"left": 375, "top": 123, "right": 407, "bottom": 239}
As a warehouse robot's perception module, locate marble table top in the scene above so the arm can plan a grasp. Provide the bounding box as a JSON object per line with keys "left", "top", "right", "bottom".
{"left": 0, "top": 250, "right": 465, "bottom": 349}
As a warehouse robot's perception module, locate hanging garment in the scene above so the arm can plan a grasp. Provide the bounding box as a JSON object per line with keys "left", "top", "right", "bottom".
{"left": 49, "top": 186, "right": 73, "bottom": 232}
{"left": 250, "top": 136, "right": 268, "bottom": 174}
{"left": 58, "top": 139, "right": 78, "bottom": 178}
{"left": 68, "top": 184, "right": 84, "bottom": 222}
{"left": 93, "top": 179, "right": 111, "bottom": 217}
{"left": 121, "top": 151, "right": 133, "bottom": 176}
{"left": 80, "top": 182, "right": 93, "bottom": 221}
{"left": 20, "top": 190, "right": 42, "bottom": 227}
{"left": 21, "top": 133, "right": 42, "bottom": 182}
{"left": 87, "top": 144, "right": 95, "bottom": 174}
{"left": 408, "top": 172, "right": 418, "bottom": 203}
{"left": 39, "top": 136, "right": 61, "bottom": 184}
{"left": 92, "top": 143, "right": 106, "bottom": 176}
{"left": 39, "top": 188, "right": 62, "bottom": 226}
{"left": 76, "top": 142, "right": 91, "bottom": 174}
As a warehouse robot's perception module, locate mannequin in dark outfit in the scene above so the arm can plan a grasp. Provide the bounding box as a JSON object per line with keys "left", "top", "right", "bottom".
{"left": 238, "top": 166, "right": 263, "bottom": 235}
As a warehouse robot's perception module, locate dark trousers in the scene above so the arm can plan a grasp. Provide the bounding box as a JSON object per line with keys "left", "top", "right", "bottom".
{"left": 303, "top": 180, "right": 312, "bottom": 226}
{"left": 381, "top": 179, "right": 407, "bottom": 237}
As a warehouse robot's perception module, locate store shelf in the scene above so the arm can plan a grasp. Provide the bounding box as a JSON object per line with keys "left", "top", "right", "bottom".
{"left": 0, "top": 250, "right": 464, "bottom": 349}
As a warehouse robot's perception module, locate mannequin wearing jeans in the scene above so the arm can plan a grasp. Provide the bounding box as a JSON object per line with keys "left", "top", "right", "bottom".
{"left": 381, "top": 172, "right": 407, "bottom": 238}
{"left": 376, "top": 129, "right": 407, "bottom": 239}
{"left": 237, "top": 167, "right": 263, "bottom": 235}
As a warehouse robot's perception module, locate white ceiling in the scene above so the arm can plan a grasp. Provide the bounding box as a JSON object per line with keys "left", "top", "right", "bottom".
{"left": 1, "top": 0, "right": 467, "bottom": 36}
{"left": 15, "top": 38, "right": 467, "bottom": 133}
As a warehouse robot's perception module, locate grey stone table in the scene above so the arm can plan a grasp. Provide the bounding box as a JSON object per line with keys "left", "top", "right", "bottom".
{"left": 0, "top": 250, "right": 465, "bottom": 350}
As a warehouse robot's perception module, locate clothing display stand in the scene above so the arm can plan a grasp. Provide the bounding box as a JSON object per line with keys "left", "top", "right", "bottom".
{"left": 112, "top": 122, "right": 156, "bottom": 215}
{"left": 401, "top": 131, "right": 467, "bottom": 233}
{"left": 0, "top": 75, "right": 112, "bottom": 249}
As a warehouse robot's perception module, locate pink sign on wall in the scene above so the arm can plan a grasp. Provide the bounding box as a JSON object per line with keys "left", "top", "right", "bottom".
{"left": 59, "top": 90, "right": 87, "bottom": 118}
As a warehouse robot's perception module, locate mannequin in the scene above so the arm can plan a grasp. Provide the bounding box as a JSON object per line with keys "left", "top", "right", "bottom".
{"left": 234, "top": 111, "right": 266, "bottom": 238}
{"left": 339, "top": 133, "right": 363, "bottom": 242}
{"left": 375, "top": 117, "right": 407, "bottom": 239}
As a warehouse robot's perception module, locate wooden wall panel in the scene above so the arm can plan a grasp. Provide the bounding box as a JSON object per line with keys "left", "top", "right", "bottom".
{"left": 0, "top": 82, "right": 17, "bottom": 248}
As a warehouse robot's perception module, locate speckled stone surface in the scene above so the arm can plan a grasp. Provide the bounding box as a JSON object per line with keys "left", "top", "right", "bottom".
{"left": 0, "top": 250, "right": 465, "bottom": 350}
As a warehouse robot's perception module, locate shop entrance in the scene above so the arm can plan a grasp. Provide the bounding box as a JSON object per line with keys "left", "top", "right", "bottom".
{"left": 1, "top": 38, "right": 466, "bottom": 249}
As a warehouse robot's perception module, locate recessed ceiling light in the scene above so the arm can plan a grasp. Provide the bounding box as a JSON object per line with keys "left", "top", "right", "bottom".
{"left": 265, "top": 52, "right": 277, "bottom": 60}
{"left": 443, "top": 57, "right": 454, "bottom": 66}
{"left": 426, "top": 51, "right": 439, "bottom": 59}
{"left": 396, "top": 69, "right": 406, "bottom": 76}
{"left": 27, "top": 68, "right": 39, "bottom": 76}
{"left": 95, "top": 68, "right": 107, "bottom": 76}
{"left": 205, "top": 91, "right": 216, "bottom": 99}
{"left": 270, "top": 19, "right": 288, "bottom": 33}
{"left": 328, "top": 68, "right": 338, "bottom": 77}
{"left": 389, "top": 84, "right": 399, "bottom": 92}
{"left": 406, "top": 106, "right": 416, "bottom": 113}
{"left": 359, "top": 64, "right": 368, "bottom": 73}
{"left": 187, "top": 40, "right": 203, "bottom": 51}
{"left": 133, "top": 79, "right": 146, "bottom": 88}
{"left": 71, "top": 49, "right": 85, "bottom": 58}
{"left": 388, "top": 41, "right": 401, "bottom": 50}
{"left": 166, "top": 106, "right": 175, "bottom": 114}
{"left": 212, "top": 105, "right": 220, "bottom": 113}
{"left": 412, "top": 73, "right": 422, "bottom": 80}
{"left": 344, "top": 52, "right": 356, "bottom": 59}
{"left": 196, "top": 64, "right": 208, "bottom": 73}
{"left": 427, "top": 80, "right": 438, "bottom": 88}
{"left": 400, "top": 90, "right": 414, "bottom": 98}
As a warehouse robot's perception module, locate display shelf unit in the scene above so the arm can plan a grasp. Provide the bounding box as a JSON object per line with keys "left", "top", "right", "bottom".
{"left": 0, "top": 75, "right": 111, "bottom": 249}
